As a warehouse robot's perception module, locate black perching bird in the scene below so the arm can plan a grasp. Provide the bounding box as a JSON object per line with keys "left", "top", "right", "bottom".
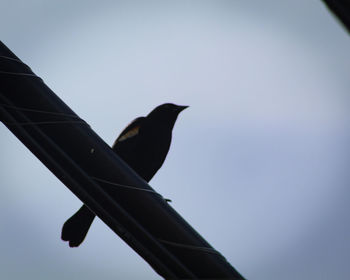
{"left": 61, "top": 103, "right": 188, "bottom": 247}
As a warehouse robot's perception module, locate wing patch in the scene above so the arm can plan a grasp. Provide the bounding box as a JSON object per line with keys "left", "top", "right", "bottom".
{"left": 117, "top": 126, "right": 140, "bottom": 142}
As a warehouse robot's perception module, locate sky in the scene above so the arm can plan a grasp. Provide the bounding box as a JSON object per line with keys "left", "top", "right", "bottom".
{"left": 1, "top": 1, "right": 350, "bottom": 279}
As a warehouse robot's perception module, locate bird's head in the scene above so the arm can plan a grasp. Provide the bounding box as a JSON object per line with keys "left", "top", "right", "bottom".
{"left": 147, "top": 103, "right": 188, "bottom": 128}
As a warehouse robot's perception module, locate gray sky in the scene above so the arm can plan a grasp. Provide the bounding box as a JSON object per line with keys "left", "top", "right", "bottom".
{"left": 1, "top": 1, "right": 350, "bottom": 279}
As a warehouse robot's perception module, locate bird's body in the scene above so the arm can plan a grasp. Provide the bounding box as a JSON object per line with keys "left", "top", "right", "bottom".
{"left": 61, "top": 103, "right": 187, "bottom": 247}
{"left": 113, "top": 117, "right": 170, "bottom": 182}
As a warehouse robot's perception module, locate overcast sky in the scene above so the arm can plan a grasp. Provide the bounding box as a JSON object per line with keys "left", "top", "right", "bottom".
{"left": 1, "top": 1, "right": 350, "bottom": 279}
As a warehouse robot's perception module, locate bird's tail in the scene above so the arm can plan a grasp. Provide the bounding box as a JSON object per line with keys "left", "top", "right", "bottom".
{"left": 61, "top": 205, "right": 95, "bottom": 247}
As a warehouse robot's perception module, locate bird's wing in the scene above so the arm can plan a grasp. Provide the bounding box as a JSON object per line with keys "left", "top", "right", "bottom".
{"left": 112, "top": 117, "right": 145, "bottom": 148}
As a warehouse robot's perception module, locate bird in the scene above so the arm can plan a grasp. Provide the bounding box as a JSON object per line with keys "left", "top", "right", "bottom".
{"left": 61, "top": 103, "right": 188, "bottom": 247}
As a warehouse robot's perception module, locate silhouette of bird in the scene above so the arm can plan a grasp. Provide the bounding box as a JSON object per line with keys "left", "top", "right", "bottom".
{"left": 61, "top": 103, "right": 188, "bottom": 247}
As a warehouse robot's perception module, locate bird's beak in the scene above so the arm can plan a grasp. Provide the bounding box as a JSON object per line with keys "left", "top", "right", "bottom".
{"left": 177, "top": 105, "right": 189, "bottom": 112}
